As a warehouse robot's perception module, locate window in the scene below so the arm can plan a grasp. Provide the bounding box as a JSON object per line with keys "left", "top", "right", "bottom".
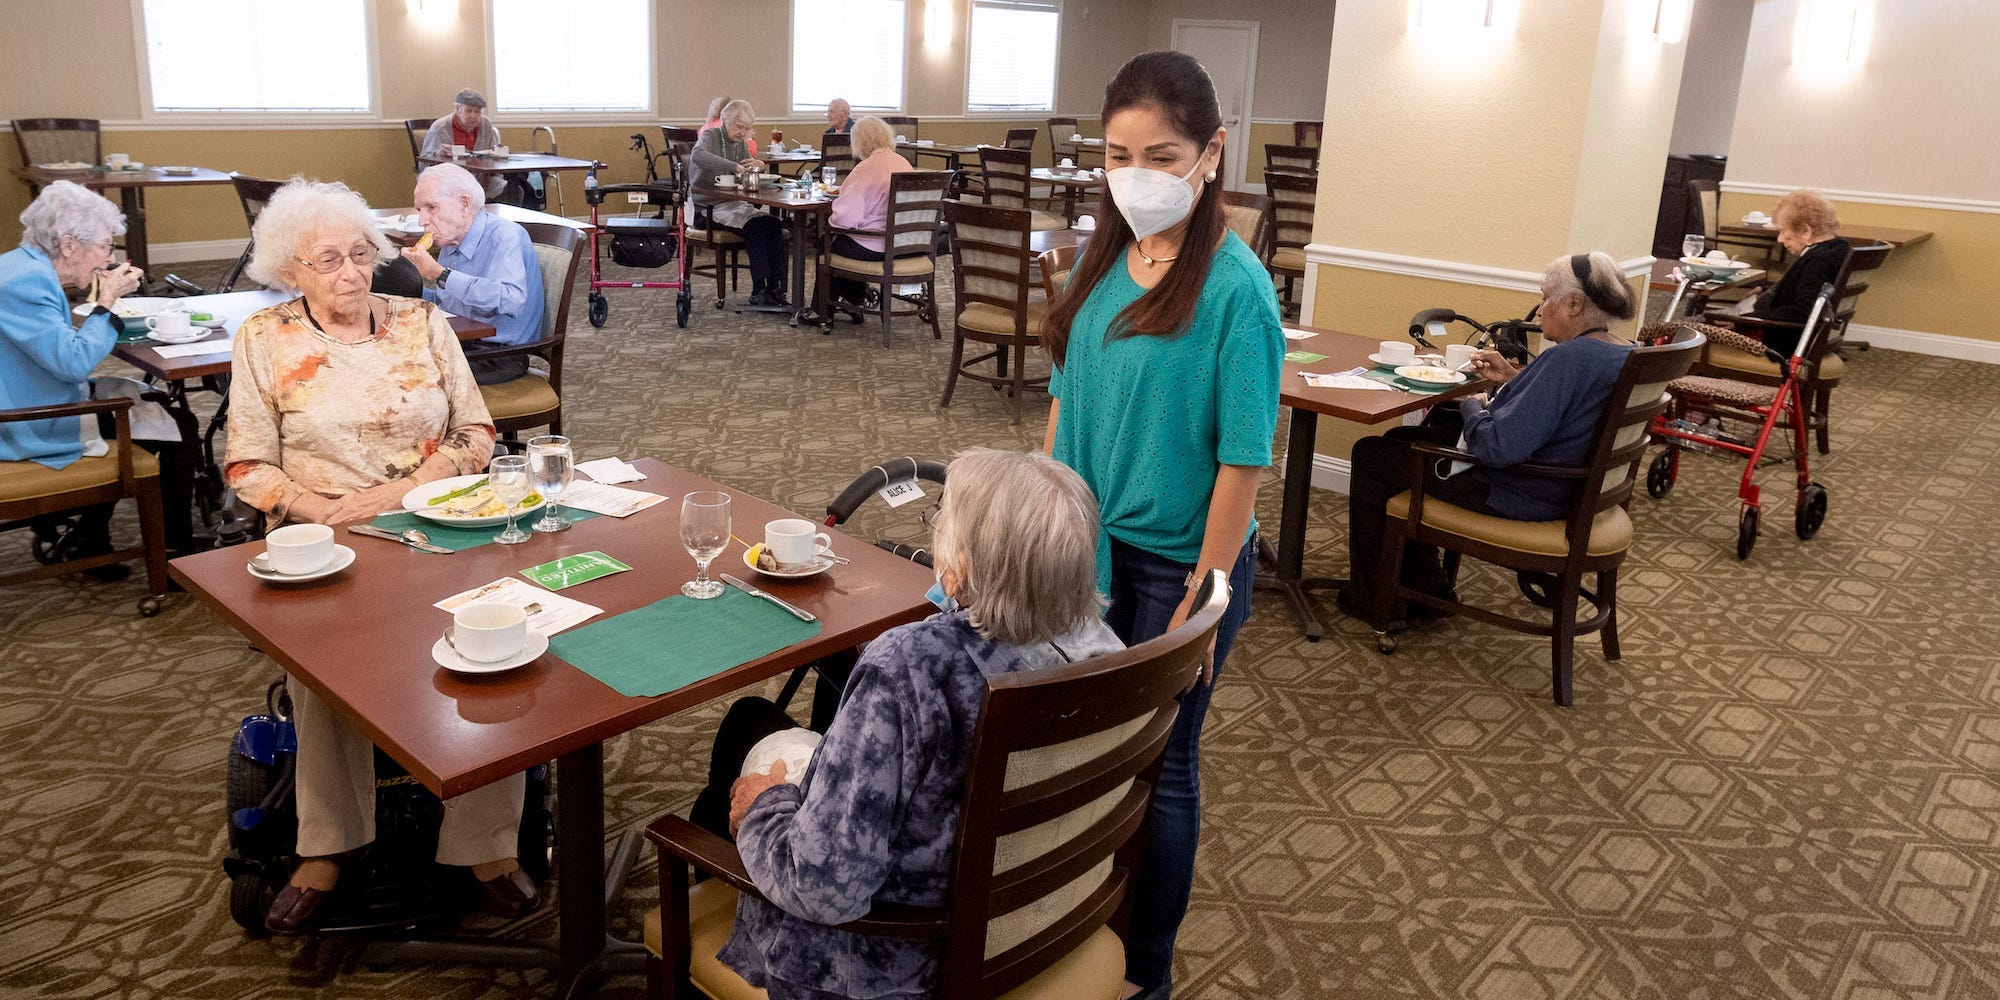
{"left": 140, "top": 0, "right": 372, "bottom": 113}
{"left": 966, "top": 0, "right": 1060, "bottom": 114}
{"left": 492, "top": 0, "right": 652, "bottom": 113}
{"left": 791, "top": 0, "right": 907, "bottom": 113}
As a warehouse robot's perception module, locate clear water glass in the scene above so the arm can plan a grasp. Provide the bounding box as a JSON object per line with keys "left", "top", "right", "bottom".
{"left": 528, "top": 435, "right": 574, "bottom": 533}
{"left": 680, "top": 491, "right": 730, "bottom": 599}
{"left": 490, "top": 455, "right": 531, "bottom": 544}
{"left": 1682, "top": 233, "right": 1705, "bottom": 259}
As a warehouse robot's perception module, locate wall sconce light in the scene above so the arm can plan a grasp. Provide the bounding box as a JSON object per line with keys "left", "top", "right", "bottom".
{"left": 1796, "top": 0, "right": 1870, "bottom": 69}
{"left": 924, "top": 0, "right": 952, "bottom": 52}
{"left": 1647, "top": 0, "right": 1692, "bottom": 45}
{"left": 406, "top": 0, "right": 458, "bottom": 17}
{"left": 1410, "top": 0, "right": 1514, "bottom": 34}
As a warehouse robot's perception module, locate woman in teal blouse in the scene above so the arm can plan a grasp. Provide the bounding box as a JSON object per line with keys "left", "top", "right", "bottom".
{"left": 1041, "top": 50, "right": 1284, "bottom": 1000}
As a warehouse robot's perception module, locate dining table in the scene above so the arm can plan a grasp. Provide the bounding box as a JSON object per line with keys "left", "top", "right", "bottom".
{"left": 701, "top": 179, "right": 835, "bottom": 326}
{"left": 1717, "top": 220, "right": 1933, "bottom": 251}
{"left": 417, "top": 152, "right": 602, "bottom": 217}
{"left": 1648, "top": 258, "right": 1767, "bottom": 318}
{"left": 1030, "top": 167, "right": 1104, "bottom": 224}
{"left": 14, "top": 164, "right": 233, "bottom": 274}
{"left": 166, "top": 457, "right": 935, "bottom": 998}
{"left": 895, "top": 139, "right": 981, "bottom": 172}
{"left": 1258, "top": 325, "right": 1490, "bottom": 640}
{"left": 371, "top": 203, "right": 597, "bottom": 247}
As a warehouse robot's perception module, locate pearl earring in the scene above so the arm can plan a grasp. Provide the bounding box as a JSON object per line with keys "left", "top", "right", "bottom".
{"left": 1205, "top": 170, "right": 1217, "bottom": 182}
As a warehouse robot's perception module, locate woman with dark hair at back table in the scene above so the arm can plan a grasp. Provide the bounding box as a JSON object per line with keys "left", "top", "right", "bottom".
{"left": 1040, "top": 50, "right": 1284, "bottom": 1000}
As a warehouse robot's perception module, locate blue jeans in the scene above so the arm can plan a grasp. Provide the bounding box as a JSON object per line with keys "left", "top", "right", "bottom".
{"left": 1106, "top": 534, "right": 1258, "bottom": 993}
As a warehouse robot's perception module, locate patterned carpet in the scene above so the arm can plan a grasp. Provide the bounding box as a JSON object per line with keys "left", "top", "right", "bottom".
{"left": 4, "top": 252, "right": 1998, "bottom": 1000}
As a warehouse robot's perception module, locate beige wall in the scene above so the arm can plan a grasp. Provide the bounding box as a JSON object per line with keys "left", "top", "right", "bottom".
{"left": 1665, "top": 0, "right": 1752, "bottom": 156}
{"left": 1142, "top": 0, "right": 1335, "bottom": 121}
{"left": 1566, "top": 1, "right": 1691, "bottom": 262}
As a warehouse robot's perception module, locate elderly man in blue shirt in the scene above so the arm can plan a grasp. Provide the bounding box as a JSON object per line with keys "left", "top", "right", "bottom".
{"left": 401, "top": 162, "right": 545, "bottom": 385}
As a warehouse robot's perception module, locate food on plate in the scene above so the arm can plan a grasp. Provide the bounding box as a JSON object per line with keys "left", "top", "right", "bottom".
{"left": 415, "top": 231, "right": 435, "bottom": 252}
{"left": 1402, "top": 366, "right": 1456, "bottom": 382}
{"left": 189, "top": 312, "right": 214, "bottom": 323}
{"left": 38, "top": 161, "right": 93, "bottom": 171}
{"left": 431, "top": 481, "right": 542, "bottom": 518}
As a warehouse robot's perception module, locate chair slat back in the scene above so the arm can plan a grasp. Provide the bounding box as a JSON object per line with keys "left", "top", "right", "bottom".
{"left": 1577, "top": 327, "right": 1704, "bottom": 518}
{"left": 1264, "top": 172, "right": 1317, "bottom": 253}
{"left": 944, "top": 200, "right": 1033, "bottom": 319}
{"left": 885, "top": 171, "right": 953, "bottom": 258}
{"left": 229, "top": 173, "right": 285, "bottom": 230}
{"left": 979, "top": 147, "right": 1033, "bottom": 211}
{"left": 1685, "top": 179, "right": 1721, "bottom": 241}
{"left": 883, "top": 116, "right": 921, "bottom": 164}
{"left": 935, "top": 576, "right": 1228, "bottom": 999}
{"left": 1222, "top": 190, "right": 1274, "bottom": 261}
{"left": 1047, "top": 116, "right": 1080, "bottom": 158}
{"left": 402, "top": 118, "right": 435, "bottom": 174}
{"left": 12, "top": 118, "right": 101, "bottom": 167}
{"left": 521, "top": 222, "right": 584, "bottom": 351}
{"left": 820, "top": 131, "right": 857, "bottom": 175}
{"left": 1293, "top": 120, "right": 1324, "bottom": 146}
{"left": 1264, "top": 143, "right": 1319, "bottom": 177}
{"left": 1004, "top": 128, "right": 1038, "bottom": 152}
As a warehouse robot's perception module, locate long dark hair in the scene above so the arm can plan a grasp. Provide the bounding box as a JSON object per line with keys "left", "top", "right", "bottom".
{"left": 1044, "top": 51, "right": 1228, "bottom": 368}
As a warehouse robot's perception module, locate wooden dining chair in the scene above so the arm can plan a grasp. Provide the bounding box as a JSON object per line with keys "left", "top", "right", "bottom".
{"left": 1293, "top": 120, "right": 1324, "bottom": 146}
{"left": 1047, "top": 116, "right": 1080, "bottom": 162}
{"left": 1371, "top": 327, "right": 1704, "bottom": 705}
{"left": 659, "top": 125, "right": 700, "bottom": 190}
{"left": 0, "top": 396, "right": 169, "bottom": 616}
{"left": 402, "top": 118, "right": 436, "bottom": 174}
{"left": 641, "top": 573, "right": 1229, "bottom": 1000}
{"left": 1685, "top": 179, "right": 1775, "bottom": 265}
{"left": 1003, "top": 128, "right": 1038, "bottom": 152}
{"left": 1036, "top": 245, "right": 1077, "bottom": 302}
{"left": 12, "top": 118, "right": 102, "bottom": 173}
{"left": 215, "top": 173, "right": 286, "bottom": 294}
{"left": 669, "top": 130, "right": 747, "bottom": 305}
{"left": 819, "top": 131, "right": 857, "bottom": 178}
{"left": 822, "top": 171, "right": 952, "bottom": 347}
{"left": 1264, "top": 172, "right": 1316, "bottom": 317}
{"left": 942, "top": 201, "right": 1044, "bottom": 424}
{"left": 1264, "top": 143, "right": 1319, "bottom": 179}
{"left": 1222, "top": 190, "right": 1274, "bottom": 263}
{"left": 883, "top": 115, "right": 921, "bottom": 165}
{"left": 978, "top": 148, "right": 1067, "bottom": 232}
{"left": 476, "top": 222, "right": 584, "bottom": 450}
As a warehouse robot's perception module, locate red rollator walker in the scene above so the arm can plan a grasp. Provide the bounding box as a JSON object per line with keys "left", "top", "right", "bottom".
{"left": 1644, "top": 281, "right": 1839, "bottom": 560}
{"left": 583, "top": 132, "right": 693, "bottom": 329}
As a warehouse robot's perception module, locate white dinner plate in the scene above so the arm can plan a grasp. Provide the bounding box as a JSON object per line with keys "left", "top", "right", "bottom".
{"left": 186, "top": 312, "right": 228, "bottom": 330}
{"left": 247, "top": 544, "right": 356, "bottom": 583}
{"left": 1395, "top": 364, "right": 1469, "bottom": 388}
{"left": 147, "top": 330, "right": 210, "bottom": 345}
{"left": 159, "top": 166, "right": 198, "bottom": 176}
{"left": 402, "top": 474, "right": 547, "bottom": 528}
{"left": 743, "top": 547, "right": 836, "bottom": 579}
{"left": 433, "top": 629, "right": 548, "bottom": 675}
{"left": 1679, "top": 256, "right": 1750, "bottom": 271}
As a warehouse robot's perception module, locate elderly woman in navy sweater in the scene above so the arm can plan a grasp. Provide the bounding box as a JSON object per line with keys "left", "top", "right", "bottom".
{"left": 1345, "top": 250, "right": 1638, "bottom": 615}
{"left": 689, "top": 448, "right": 1123, "bottom": 1000}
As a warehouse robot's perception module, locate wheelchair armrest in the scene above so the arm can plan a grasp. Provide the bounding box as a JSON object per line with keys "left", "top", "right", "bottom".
{"left": 0, "top": 396, "right": 133, "bottom": 424}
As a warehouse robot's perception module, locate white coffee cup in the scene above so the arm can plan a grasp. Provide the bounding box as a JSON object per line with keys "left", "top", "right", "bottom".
{"left": 492, "top": 145, "right": 510, "bottom": 156}
{"left": 265, "top": 523, "right": 335, "bottom": 575}
{"left": 1378, "top": 340, "right": 1416, "bottom": 364}
{"left": 1075, "top": 214, "right": 1097, "bottom": 232}
{"left": 105, "top": 153, "right": 131, "bottom": 169}
{"left": 146, "top": 312, "right": 195, "bottom": 338}
{"left": 1070, "top": 133, "right": 1084, "bottom": 141}
{"left": 1060, "top": 157, "right": 1075, "bottom": 169}
{"left": 1444, "top": 343, "right": 1477, "bottom": 369}
{"left": 450, "top": 143, "right": 468, "bottom": 158}
{"left": 765, "top": 518, "right": 833, "bottom": 567}
{"left": 715, "top": 174, "right": 738, "bottom": 188}
{"left": 1744, "top": 211, "right": 1770, "bottom": 224}
{"left": 895, "top": 134, "right": 909, "bottom": 144}
{"left": 453, "top": 603, "right": 528, "bottom": 662}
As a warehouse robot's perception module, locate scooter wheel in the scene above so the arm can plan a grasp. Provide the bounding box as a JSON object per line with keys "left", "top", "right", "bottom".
{"left": 1645, "top": 450, "right": 1676, "bottom": 499}
{"left": 676, "top": 294, "right": 692, "bottom": 328}
{"left": 587, "top": 294, "right": 608, "bottom": 328}
{"left": 1737, "top": 506, "right": 1759, "bottom": 560}
{"left": 1796, "top": 482, "right": 1828, "bottom": 540}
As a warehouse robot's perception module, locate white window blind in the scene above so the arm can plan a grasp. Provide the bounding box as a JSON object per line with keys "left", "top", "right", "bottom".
{"left": 966, "top": 0, "right": 1060, "bottom": 113}
{"left": 791, "top": 0, "right": 907, "bottom": 112}
{"left": 141, "top": 0, "right": 371, "bottom": 112}
{"left": 493, "top": 0, "right": 651, "bottom": 112}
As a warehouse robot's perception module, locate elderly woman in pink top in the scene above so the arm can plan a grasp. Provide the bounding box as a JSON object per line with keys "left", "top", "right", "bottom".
{"left": 821, "top": 116, "right": 912, "bottom": 317}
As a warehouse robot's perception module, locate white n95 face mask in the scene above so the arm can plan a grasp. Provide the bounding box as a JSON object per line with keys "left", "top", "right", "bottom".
{"left": 1105, "top": 157, "right": 1205, "bottom": 240}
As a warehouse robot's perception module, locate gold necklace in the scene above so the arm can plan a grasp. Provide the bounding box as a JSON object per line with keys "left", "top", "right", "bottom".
{"left": 1135, "top": 243, "right": 1180, "bottom": 266}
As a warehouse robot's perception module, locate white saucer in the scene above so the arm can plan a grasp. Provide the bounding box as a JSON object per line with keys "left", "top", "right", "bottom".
{"left": 148, "top": 330, "right": 209, "bottom": 344}
{"left": 186, "top": 313, "right": 227, "bottom": 330}
{"left": 744, "top": 547, "right": 836, "bottom": 579}
{"left": 433, "top": 629, "right": 548, "bottom": 674}
{"left": 1370, "top": 352, "right": 1421, "bottom": 368}
{"left": 248, "top": 544, "right": 356, "bottom": 583}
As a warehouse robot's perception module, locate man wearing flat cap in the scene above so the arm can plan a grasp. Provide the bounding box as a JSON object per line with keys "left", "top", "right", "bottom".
{"left": 420, "top": 89, "right": 514, "bottom": 203}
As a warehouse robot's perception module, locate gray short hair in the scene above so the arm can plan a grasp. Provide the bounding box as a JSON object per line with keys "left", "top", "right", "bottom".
{"left": 720, "top": 99, "right": 756, "bottom": 127}
{"left": 246, "top": 178, "right": 394, "bottom": 291}
{"left": 1543, "top": 250, "right": 1636, "bottom": 325}
{"left": 931, "top": 449, "right": 1104, "bottom": 646}
{"left": 851, "top": 116, "right": 894, "bottom": 160}
{"left": 828, "top": 98, "right": 850, "bottom": 114}
{"left": 418, "top": 162, "right": 486, "bottom": 208}
{"left": 18, "top": 180, "right": 126, "bottom": 256}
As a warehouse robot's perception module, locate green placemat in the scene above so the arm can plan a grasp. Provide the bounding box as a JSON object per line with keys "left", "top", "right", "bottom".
{"left": 1360, "top": 368, "right": 1456, "bottom": 395}
{"left": 368, "top": 507, "right": 602, "bottom": 552}
{"left": 550, "top": 587, "right": 822, "bottom": 697}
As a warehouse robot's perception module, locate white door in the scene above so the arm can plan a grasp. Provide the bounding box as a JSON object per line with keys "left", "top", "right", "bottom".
{"left": 1171, "top": 19, "right": 1259, "bottom": 191}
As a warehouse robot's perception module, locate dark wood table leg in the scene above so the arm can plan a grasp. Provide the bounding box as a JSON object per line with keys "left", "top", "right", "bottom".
{"left": 788, "top": 210, "right": 810, "bottom": 327}
{"left": 549, "top": 741, "right": 649, "bottom": 999}
{"left": 121, "top": 187, "right": 148, "bottom": 274}
{"left": 1253, "top": 407, "right": 1340, "bottom": 641}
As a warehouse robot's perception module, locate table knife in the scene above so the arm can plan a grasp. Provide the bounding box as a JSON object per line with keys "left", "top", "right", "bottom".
{"left": 346, "top": 524, "right": 453, "bottom": 554}
{"left": 721, "top": 573, "right": 817, "bottom": 622}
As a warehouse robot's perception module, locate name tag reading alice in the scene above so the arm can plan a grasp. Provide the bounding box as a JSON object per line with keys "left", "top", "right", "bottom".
{"left": 877, "top": 480, "right": 924, "bottom": 508}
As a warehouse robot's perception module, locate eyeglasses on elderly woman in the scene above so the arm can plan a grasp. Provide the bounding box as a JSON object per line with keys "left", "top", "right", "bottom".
{"left": 294, "top": 244, "right": 381, "bottom": 274}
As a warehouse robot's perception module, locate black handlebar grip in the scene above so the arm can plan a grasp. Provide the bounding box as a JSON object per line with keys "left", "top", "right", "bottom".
{"left": 874, "top": 540, "right": 935, "bottom": 568}
{"left": 825, "top": 457, "right": 949, "bottom": 525}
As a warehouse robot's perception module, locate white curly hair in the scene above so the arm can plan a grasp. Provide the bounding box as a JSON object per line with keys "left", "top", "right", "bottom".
{"left": 245, "top": 178, "right": 393, "bottom": 291}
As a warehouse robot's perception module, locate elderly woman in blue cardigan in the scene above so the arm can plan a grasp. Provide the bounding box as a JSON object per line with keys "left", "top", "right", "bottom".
{"left": 0, "top": 180, "right": 146, "bottom": 576}
{"left": 689, "top": 448, "right": 1124, "bottom": 1000}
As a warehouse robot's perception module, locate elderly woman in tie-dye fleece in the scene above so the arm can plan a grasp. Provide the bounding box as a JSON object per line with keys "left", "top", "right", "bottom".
{"left": 223, "top": 179, "right": 531, "bottom": 936}
{"left": 693, "top": 449, "right": 1124, "bottom": 1000}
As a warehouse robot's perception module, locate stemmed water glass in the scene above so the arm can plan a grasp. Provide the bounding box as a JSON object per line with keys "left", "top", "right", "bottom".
{"left": 1682, "top": 233, "right": 1705, "bottom": 260}
{"left": 489, "top": 455, "right": 531, "bottom": 544}
{"left": 528, "top": 434, "right": 574, "bottom": 533}
{"left": 680, "top": 491, "right": 730, "bottom": 599}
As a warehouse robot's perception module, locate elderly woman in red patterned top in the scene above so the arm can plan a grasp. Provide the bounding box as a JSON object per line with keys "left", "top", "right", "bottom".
{"left": 223, "top": 177, "right": 535, "bottom": 935}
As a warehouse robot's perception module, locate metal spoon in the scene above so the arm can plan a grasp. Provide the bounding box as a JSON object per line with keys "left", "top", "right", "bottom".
{"left": 402, "top": 528, "right": 433, "bottom": 546}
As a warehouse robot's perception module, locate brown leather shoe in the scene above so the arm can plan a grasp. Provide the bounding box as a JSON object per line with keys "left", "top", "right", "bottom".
{"left": 474, "top": 868, "right": 541, "bottom": 918}
{"left": 265, "top": 883, "right": 331, "bottom": 935}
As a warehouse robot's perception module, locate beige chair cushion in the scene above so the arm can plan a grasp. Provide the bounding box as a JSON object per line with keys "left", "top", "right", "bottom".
{"left": 1269, "top": 247, "right": 1305, "bottom": 273}
{"left": 690, "top": 226, "right": 743, "bottom": 246}
{"left": 1385, "top": 491, "right": 1632, "bottom": 558}
{"left": 479, "top": 374, "right": 560, "bottom": 421}
{"left": 1703, "top": 343, "right": 1844, "bottom": 383}
{"left": 0, "top": 451, "right": 159, "bottom": 504}
{"left": 643, "top": 881, "right": 1127, "bottom": 1000}
{"left": 959, "top": 300, "right": 1047, "bottom": 338}
{"left": 828, "top": 253, "right": 935, "bottom": 278}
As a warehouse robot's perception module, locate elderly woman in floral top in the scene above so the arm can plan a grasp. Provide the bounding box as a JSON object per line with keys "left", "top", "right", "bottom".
{"left": 691, "top": 449, "right": 1124, "bottom": 1000}
{"left": 223, "top": 179, "right": 536, "bottom": 935}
